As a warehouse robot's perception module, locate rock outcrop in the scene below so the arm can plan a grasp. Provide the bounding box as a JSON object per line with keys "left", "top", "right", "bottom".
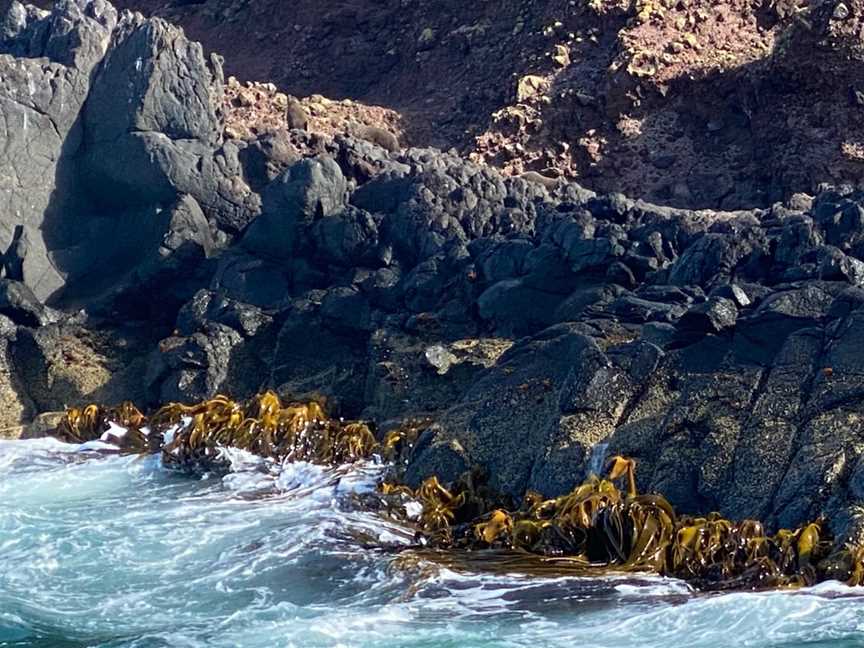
{"left": 59, "top": 0, "right": 864, "bottom": 213}
{"left": 4, "top": 0, "right": 864, "bottom": 546}
{"left": 0, "top": 0, "right": 117, "bottom": 300}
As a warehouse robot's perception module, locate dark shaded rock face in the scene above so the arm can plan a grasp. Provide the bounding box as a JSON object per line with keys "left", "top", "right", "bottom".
{"left": 5, "top": 0, "right": 864, "bottom": 542}
{"left": 81, "top": 10, "right": 260, "bottom": 233}
{"left": 0, "top": 0, "right": 118, "bottom": 300}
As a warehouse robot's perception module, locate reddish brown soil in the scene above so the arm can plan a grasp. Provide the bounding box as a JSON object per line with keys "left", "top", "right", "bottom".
{"left": 221, "top": 77, "right": 405, "bottom": 144}
{"left": 48, "top": 0, "right": 864, "bottom": 209}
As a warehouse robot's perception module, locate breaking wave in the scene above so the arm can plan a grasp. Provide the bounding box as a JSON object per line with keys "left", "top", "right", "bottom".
{"left": 2, "top": 438, "right": 864, "bottom": 648}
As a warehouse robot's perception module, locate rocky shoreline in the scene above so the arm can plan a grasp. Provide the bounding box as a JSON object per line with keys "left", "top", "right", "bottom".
{"left": 3, "top": 0, "right": 864, "bottom": 548}
{"left": 47, "top": 393, "right": 863, "bottom": 590}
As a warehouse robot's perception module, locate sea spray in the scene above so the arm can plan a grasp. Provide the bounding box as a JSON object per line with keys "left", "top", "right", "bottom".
{"left": 4, "top": 438, "right": 864, "bottom": 648}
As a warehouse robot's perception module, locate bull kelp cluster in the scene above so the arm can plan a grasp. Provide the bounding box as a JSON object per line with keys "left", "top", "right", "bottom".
{"left": 51, "top": 391, "right": 397, "bottom": 473}
{"left": 380, "top": 458, "right": 864, "bottom": 591}
{"left": 55, "top": 402, "right": 155, "bottom": 453}
{"left": 49, "top": 394, "right": 864, "bottom": 591}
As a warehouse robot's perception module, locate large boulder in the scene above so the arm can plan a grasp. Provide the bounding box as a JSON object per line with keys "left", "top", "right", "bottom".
{"left": 270, "top": 298, "right": 371, "bottom": 416}
{"left": 362, "top": 332, "right": 512, "bottom": 423}
{"left": 60, "top": 194, "right": 216, "bottom": 319}
{"left": 81, "top": 11, "right": 260, "bottom": 232}
{"left": 145, "top": 323, "right": 245, "bottom": 404}
{"left": 406, "top": 325, "right": 616, "bottom": 497}
{"left": 242, "top": 157, "right": 348, "bottom": 260}
{"left": 0, "top": 0, "right": 117, "bottom": 300}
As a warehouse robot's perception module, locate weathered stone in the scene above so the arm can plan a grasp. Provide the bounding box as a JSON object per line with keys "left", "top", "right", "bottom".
{"left": 0, "top": 279, "right": 57, "bottom": 327}
{"left": 243, "top": 157, "right": 348, "bottom": 259}
{"left": 210, "top": 249, "right": 291, "bottom": 308}
{"left": 0, "top": 0, "right": 118, "bottom": 300}
{"left": 74, "top": 195, "right": 217, "bottom": 319}
{"left": 363, "top": 333, "right": 511, "bottom": 423}
{"left": 565, "top": 237, "right": 624, "bottom": 274}
{"left": 817, "top": 245, "right": 864, "bottom": 286}
{"left": 407, "top": 325, "right": 606, "bottom": 496}
{"left": 678, "top": 297, "right": 738, "bottom": 334}
{"left": 605, "top": 294, "right": 686, "bottom": 323}
{"left": 238, "top": 131, "right": 300, "bottom": 191}
{"left": 321, "top": 286, "right": 373, "bottom": 333}
{"left": 667, "top": 232, "right": 757, "bottom": 287}
{"left": 176, "top": 289, "right": 272, "bottom": 338}
{"left": 310, "top": 206, "right": 381, "bottom": 268}
{"left": 478, "top": 239, "right": 533, "bottom": 283}
{"left": 0, "top": 325, "right": 33, "bottom": 438}
{"left": 710, "top": 283, "right": 751, "bottom": 308}
{"left": 735, "top": 284, "right": 837, "bottom": 364}
{"left": 477, "top": 279, "right": 563, "bottom": 336}
{"left": 82, "top": 12, "right": 260, "bottom": 232}
{"left": 146, "top": 323, "right": 244, "bottom": 404}
{"left": 270, "top": 303, "right": 370, "bottom": 416}
{"left": 553, "top": 284, "right": 623, "bottom": 323}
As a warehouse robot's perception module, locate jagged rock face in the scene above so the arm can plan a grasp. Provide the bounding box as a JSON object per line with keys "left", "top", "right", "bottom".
{"left": 0, "top": 0, "right": 256, "bottom": 305}
{"left": 82, "top": 11, "right": 261, "bottom": 232}
{"left": 0, "top": 0, "right": 117, "bottom": 300}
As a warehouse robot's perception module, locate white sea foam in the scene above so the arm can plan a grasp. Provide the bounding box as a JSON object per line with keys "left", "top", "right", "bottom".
{"left": 78, "top": 439, "right": 120, "bottom": 452}
{"left": 3, "top": 440, "right": 864, "bottom": 648}
{"left": 101, "top": 421, "right": 129, "bottom": 441}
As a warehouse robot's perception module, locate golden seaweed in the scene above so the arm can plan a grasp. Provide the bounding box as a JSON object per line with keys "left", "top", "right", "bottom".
{"left": 388, "top": 453, "right": 861, "bottom": 591}
{"left": 47, "top": 395, "right": 864, "bottom": 591}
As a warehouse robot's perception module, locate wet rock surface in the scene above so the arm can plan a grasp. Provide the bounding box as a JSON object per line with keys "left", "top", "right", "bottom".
{"left": 4, "top": 0, "right": 864, "bottom": 544}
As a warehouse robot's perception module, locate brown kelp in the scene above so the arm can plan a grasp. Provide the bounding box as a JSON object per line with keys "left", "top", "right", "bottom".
{"left": 151, "top": 392, "right": 378, "bottom": 473}
{"left": 54, "top": 402, "right": 152, "bottom": 453}
{"left": 52, "top": 391, "right": 383, "bottom": 472}
{"left": 48, "top": 397, "right": 864, "bottom": 590}
{"left": 380, "top": 456, "right": 860, "bottom": 591}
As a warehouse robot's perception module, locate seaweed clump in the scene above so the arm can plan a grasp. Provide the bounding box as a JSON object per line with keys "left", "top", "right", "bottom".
{"left": 382, "top": 456, "right": 864, "bottom": 591}
{"left": 48, "top": 397, "right": 864, "bottom": 590}
{"left": 152, "top": 392, "right": 376, "bottom": 473}
{"left": 54, "top": 402, "right": 152, "bottom": 453}
{"left": 51, "top": 392, "right": 385, "bottom": 473}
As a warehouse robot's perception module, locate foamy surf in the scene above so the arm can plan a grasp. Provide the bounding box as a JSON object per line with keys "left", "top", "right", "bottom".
{"left": 2, "top": 439, "right": 864, "bottom": 648}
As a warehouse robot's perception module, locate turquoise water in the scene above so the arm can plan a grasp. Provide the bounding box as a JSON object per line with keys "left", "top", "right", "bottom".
{"left": 3, "top": 438, "right": 864, "bottom": 648}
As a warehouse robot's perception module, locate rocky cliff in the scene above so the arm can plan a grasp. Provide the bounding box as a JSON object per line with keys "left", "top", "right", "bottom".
{"left": 44, "top": 0, "right": 864, "bottom": 211}
{"left": 3, "top": 0, "right": 864, "bottom": 545}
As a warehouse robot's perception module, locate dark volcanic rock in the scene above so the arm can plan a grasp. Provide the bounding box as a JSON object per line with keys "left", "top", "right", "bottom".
{"left": 242, "top": 157, "right": 348, "bottom": 260}
{"left": 678, "top": 297, "right": 738, "bottom": 335}
{"left": 0, "top": 0, "right": 117, "bottom": 300}
{"left": 146, "top": 323, "right": 244, "bottom": 403}
{"left": 7, "top": 0, "right": 864, "bottom": 541}
{"left": 0, "top": 279, "right": 57, "bottom": 327}
{"left": 477, "top": 279, "right": 562, "bottom": 337}
{"left": 176, "top": 288, "right": 271, "bottom": 338}
{"left": 310, "top": 205, "right": 381, "bottom": 268}
{"left": 82, "top": 11, "right": 260, "bottom": 233}
{"left": 77, "top": 194, "right": 217, "bottom": 320}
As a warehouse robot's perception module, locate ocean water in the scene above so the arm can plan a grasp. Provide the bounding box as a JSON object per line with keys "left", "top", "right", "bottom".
{"left": 3, "top": 438, "right": 864, "bottom": 648}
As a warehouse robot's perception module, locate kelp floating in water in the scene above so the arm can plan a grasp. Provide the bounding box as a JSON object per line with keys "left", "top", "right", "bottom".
{"left": 152, "top": 393, "right": 377, "bottom": 472}
{"left": 54, "top": 402, "right": 154, "bottom": 453}
{"left": 50, "top": 391, "right": 414, "bottom": 472}
{"left": 381, "top": 457, "right": 864, "bottom": 591}
{"left": 48, "top": 395, "right": 864, "bottom": 590}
